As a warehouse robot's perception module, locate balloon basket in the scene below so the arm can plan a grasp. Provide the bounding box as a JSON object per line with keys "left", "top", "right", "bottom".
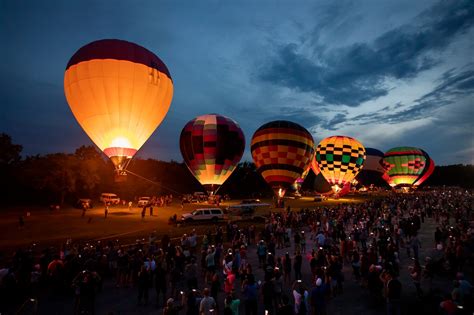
{"left": 114, "top": 172, "right": 127, "bottom": 183}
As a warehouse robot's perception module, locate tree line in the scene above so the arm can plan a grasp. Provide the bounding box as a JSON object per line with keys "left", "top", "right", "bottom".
{"left": 0, "top": 133, "right": 472, "bottom": 206}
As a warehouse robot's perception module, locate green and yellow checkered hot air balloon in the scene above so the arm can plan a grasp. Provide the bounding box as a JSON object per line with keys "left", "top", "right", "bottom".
{"left": 315, "top": 136, "right": 366, "bottom": 192}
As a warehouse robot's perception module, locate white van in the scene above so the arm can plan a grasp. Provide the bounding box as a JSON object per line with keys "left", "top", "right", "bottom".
{"left": 137, "top": 196, "right": 151, "bottom": 207}
{"left": 181, "top": 208, "right": 226, "bottom": 222}
{"left": 100, "top": 193, "right": 120, "bottom": 205}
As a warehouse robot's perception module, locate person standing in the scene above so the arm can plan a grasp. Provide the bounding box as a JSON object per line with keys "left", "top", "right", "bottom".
{"left": 242, "top": 274, "right": 258, "bottom": 315}
{"left": 82, "top": 203, "right": 87, "bottom": 217}
{"left": 384, "top": 272, "right": 402, "bottom": 315}
{"left": 155, "top": 262, "right": 167, "bottom": 308}
{"left": 294, "top": 251, "right": 302, "bottom": 281}
{"left": 104, "top": 205, "right": 108, "bottom": 219}
{"left": 137, "top": 265, "right": 150, "bottom": 305}
{"left": 257, "top": 241, "right": 267, "bottom": 269}
{"left": 199, "top": 288, "right": 216, "bottom": 315}
{"left": 141, "top": 206, "right": 146, "bottom": 220}
{"left": 283, "top": 253, "right": 292, "bottom": 285}
{"left": 262, "top": 277, "right": 275, "bottom": 315}
{"left": 409, "top": 260, "right": 423, "bottom": 298}
{"left": 411, "top": 234, "right": 421, "bottom": 261}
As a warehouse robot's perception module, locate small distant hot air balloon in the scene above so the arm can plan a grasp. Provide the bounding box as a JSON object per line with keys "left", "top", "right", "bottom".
{"left": 315, "top": 136, "right": 366, "bottom": 193}
{"left": 180, "top": 114, "right": 245, "bottom": 194}
{"left": 382, "top": 147, "right": 428, "bottom": 187}
{"left": 251, "top": 121, "right": 314, "bottom": 198}
{"left": 356, "top": 148, "right": 386, "bottom": 186}
{"left": 414, "top": 150, "right": 435, "bottom": 187}
{"left": 64, "top": 39, "right": 173, "bottom": 176}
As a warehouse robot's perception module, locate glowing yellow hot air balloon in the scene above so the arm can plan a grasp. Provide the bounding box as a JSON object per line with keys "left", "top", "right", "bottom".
{"left": 315, "top": 136, "right": 366, "bottom": 192}
{"left": 64, "top": 39, "right": 173, "bottom": 173}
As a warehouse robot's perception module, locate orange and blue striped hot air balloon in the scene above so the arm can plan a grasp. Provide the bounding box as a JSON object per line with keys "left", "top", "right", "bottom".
{"left": 251, "top": 120, "right": 314, "bottom": 197}
{"left": 64, "top": 39, "right": 173, "bottom": 174}
{"left": 316, "top": 136, "right": 366, "bottom": 190}
{"left": 180, "top": 114, "right": 245, "bottom": 194}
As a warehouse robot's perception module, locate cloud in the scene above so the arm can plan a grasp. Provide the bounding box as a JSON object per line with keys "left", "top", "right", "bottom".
{"left": 321, "top": 113, "right": 347, "bottom": 130}
{"left": 258, "top": 0, "right": 474, "bottom": 107}
{"left": 350, "top": 66, "right": 474, "bottom": 125}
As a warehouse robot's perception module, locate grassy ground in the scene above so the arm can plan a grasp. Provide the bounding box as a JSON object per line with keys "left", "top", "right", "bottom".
{"left": 0, "top": 195, "right": 369, "bottom": 253}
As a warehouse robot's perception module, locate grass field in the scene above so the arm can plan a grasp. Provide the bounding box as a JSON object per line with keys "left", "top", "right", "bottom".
{"left": 0, "top": 195, "right": 370, "bottom": 253}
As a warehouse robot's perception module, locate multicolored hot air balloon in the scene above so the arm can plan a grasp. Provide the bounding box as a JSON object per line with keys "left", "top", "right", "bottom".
{"left": 356, "top": 148, "right": 386, "bottom": 186}
{"left": 251, "top": 121, "right": 314, "bottom": 198}
{"left": 64, "top": 39, "right": 173, "bottom": 175}
{"left": 180, "top": 114, "right": 245, "bottom": 193}
{"left": 382, "top": 147, "right": 428, "bottom": 187}
{"left": 315, "top": 136, "right": 366, "bottom": 192}
{"left": 414, "top": 150, "right": 435, "bottom": 187}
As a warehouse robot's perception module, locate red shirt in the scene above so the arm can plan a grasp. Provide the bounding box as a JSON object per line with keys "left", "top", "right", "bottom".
{"left": 224, "top": 273, "right": 235, "bottom": 294}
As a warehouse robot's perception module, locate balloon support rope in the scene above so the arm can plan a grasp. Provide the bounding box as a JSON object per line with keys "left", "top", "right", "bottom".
{"left": 123, "top": 169, "right": 181, "bottom": 195}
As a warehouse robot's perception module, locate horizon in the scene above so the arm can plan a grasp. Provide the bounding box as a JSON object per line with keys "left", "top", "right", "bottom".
{"left": 1, "top": 1, "right": 473, "bottom": 165}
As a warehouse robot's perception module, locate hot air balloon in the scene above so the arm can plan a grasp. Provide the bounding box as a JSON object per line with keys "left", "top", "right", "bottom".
{"left": 251, "top": 120, "right": 314, "bottom": 198}
{"left": 356, "top": 148, "right": 387, "bottom": 187}
{"left": 413, "top": 150, "right": 435, "bottom": 187}
{"left": 311, "top": 153, "right": 321, "bottom": 176}
{"left": 293, "top": 164, "right": 312, "bottom": 192}
{"left": 180, "top": 114, "right": 245, "bottom": 194}
{"left": 382, "top": 147, "right": 428, "bottom": 187}
{"left": 315, "top": 136, "right": 366, "bottom": 193}
{"left": 293, "top": 149, "right": 319, "bottom": 192}
{"left": 313, "top": 172, "right": 333, "bottom": 195}
{"left": 64, "top": 39, "right": 173, "bottom": 176}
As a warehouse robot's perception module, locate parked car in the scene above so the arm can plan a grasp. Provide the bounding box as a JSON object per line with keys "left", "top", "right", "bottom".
{"left": 137, "top": 196, "right": 151, "bottom": 207}
{"left": 181, "top": 208, "right": 226, "bottom": 222}
{"left": 75, "top": 198, "right": 93, "bottom": 209}
{"left": 226, "top": 205, "right": 255, "bottom": 221}
{"left": 100, "top": 193, "right": 120, "bottom": 205}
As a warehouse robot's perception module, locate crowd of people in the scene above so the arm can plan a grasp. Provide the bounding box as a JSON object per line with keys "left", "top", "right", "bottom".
{"left": 0, "top": 188, "right": 472, "bottom": 315}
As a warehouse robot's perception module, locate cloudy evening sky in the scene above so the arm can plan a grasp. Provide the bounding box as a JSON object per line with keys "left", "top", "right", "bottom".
{"left": 1, "top": 0, "right": 473, "bottom": 165}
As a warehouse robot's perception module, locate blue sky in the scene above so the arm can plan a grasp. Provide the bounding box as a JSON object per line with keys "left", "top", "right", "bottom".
{"left": 1, "top": 0, "right": 473, "bottom": 165}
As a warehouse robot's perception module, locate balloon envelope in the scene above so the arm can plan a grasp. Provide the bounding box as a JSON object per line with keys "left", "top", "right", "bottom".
{"left": 251, "top": 120, "right": 314, "bottom": 197}
{"left": 413, "top": 150, "right": 435, "bottom": 186}
{"left": 180, "top": 114, "right": 245, "bottom": 192}
{"left": 316, "top": 136, "right": 366, "bottom": 188}
{"left": 64, "top": 39, "right": 173, "bottom": 172}
{"left": 311, "top": 152, "right": 321, "bottom": 176}
{"left": 382, "top": 147, "right": 428, "bottom": 187}
{"left": 356, "top": 148, "right": 386, "bottom": 186}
